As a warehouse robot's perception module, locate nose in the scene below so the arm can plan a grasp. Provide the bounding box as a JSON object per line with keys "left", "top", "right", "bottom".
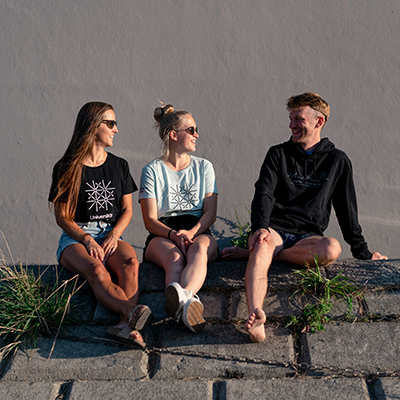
{"left": 289, "top": 119, "right": 296, "bottom": 129}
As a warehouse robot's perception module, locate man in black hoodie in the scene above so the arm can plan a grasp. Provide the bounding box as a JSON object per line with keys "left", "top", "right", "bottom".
{"left": 242, "top": 92, "right": 387, "bottom": 343}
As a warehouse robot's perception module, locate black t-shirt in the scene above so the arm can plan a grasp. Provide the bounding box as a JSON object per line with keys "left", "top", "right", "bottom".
{"left": 49, "top": 153, "right": 137, "bottom": 224}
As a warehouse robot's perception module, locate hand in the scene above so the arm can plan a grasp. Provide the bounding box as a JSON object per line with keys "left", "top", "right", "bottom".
{"left": 102, "top": 231, "right": 120, "bottom": 261}
{"left": 82, "top": 234, "right": 105, "bottom": 261}
{"left": 249, "top": 228, "right": 271, "bottom": 251}
{"left": 371, "top": 251, "right": 388, "bottom": 260}
{"left": 171, "top": 229, "right": 194, "bottom": 256}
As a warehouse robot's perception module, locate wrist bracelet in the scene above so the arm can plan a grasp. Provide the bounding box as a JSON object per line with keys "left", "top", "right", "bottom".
{"left": 168, "top": 229, "right": 173, "bottom": 240}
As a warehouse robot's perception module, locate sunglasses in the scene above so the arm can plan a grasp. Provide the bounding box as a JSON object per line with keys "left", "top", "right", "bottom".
{"left": 175, "top": 126, "right": 198, "bottom": 135}
{"left": 101, "top": 120, "right": 118, "bottom": 129}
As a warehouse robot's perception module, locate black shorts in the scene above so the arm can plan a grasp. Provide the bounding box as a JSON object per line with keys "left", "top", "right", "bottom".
{"left": 142, "top": 214, "right": 212, "bottom": 262}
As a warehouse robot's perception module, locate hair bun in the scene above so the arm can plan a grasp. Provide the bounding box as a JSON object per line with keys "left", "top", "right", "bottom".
{"left": 154, "top": 104, "right": 174, "bottom": 122}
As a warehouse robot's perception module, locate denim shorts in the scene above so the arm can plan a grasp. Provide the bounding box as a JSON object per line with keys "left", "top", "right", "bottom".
{"left": 56, "top": 221, "right": 119, "bottom": 263}
{"left": 275, "top": 229, "right": 312, "bottom": 250}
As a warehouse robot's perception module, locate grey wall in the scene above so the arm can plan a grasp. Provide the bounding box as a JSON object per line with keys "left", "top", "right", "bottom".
{"left": 1, "top": 0, "right": 399, "bottom": 264}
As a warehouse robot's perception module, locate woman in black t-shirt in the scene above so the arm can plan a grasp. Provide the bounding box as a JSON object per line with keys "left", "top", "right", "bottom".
{"left": 49, "top": 102, "right": 152, "bottom": 349}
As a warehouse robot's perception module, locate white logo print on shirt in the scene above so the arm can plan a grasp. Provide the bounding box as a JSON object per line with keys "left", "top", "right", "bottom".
{"left": 170, "top": 184, "right": 197, "bottom": 210}
{"left": 86, "top": 180, "right": 115, "bottom": 212}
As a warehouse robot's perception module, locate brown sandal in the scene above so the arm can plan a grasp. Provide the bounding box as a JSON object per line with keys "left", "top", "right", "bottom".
{"left": 106, "top": 326, "right": 146, "bottom": 349}
{"left": 129, "top": 305, "right": 154, "bottom": 331}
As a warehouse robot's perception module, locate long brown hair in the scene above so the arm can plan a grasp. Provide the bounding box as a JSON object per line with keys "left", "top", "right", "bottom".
{"left": 50, "top": 102, "right": 114, "bottom": 220}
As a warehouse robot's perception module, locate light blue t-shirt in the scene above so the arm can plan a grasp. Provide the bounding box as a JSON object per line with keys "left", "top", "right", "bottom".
{"left": 139, "top": 156, "right": 218, "bottom": 219}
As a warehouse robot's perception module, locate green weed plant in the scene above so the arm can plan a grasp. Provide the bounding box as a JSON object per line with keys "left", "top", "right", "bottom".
{"left": 0, "top": 245, "right": 81, "bottom": 357}
{"left": 287, "top": 254, "right": 362, "bottom": 333}
{"left": 231, "top": 208, "right": 251, "bottom": 249}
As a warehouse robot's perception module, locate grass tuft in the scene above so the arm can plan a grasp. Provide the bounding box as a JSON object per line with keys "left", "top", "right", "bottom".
{"left": 231, "top": 208, "right": 251, "bottom": 249}
{"left": 0, "top": 236, "right": 82, "bottom": 357}
{"left": 287, "top": 253, "right": 363, "bottom": 333}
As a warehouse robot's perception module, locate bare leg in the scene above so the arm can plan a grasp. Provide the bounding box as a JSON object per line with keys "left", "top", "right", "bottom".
{"left": 274, "top": 236, "right": 341, "bottom": 266}
{"left": 180, "top": 234, "right": 218, "bottom": 293}
{"left": 245, "top": 230, "right": 283, "bottom": 342}
{"left": 145, "top": 237, "right": 186, "bottom": 287}
{"left": 106, "top": 241, "right": 141, "bottom": 327}
{"left": 145, "top": 235, "right": 218, "bottom": 293}
{"left": 61, "top": 242, "right": 145, "bottom": 337}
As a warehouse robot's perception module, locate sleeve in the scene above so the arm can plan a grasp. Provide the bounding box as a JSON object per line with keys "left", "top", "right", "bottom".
{"left": 139, "top": 163, "right": 157, "bottom": 201}
{"left": 204, "top": 160, "right": 218, "bottom": 194}
{"left": 121, "top": 159, "right": 137, "bottom": 195}
{"left": 251, "top": 148, "right": 279, "bottom": 233}
{"left": 332, "top": 156, "right": 372, "bottom": 260}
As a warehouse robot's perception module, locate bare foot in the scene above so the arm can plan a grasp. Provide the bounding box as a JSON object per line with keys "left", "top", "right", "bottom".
{"left": 221, "top": 246, "right": 250, "bottom": 261}
{"left": 245, "top": 308, "right": 266, "bottom": 343}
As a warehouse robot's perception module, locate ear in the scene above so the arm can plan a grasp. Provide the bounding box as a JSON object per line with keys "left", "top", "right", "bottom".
{"left": 315, "top": 116, "right": 324, "bottom": 128}
{"left": 170, "top": 130, "right": 178, "bottom": 141}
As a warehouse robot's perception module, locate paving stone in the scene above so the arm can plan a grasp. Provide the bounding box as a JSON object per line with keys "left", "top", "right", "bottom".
{"left": 301, "top": 322, "right": 400, "bottom": 374}
{"left": 371, "top": 378, "right": 400, "bottom": 399}
{"left": 204, "top": 261, "right": 302, "bottom": 291}
{"left": 0, "top": 381, "right": 60, "bottom": 400}
{"left": 201, "top": 291, "right": 227, "bottom": 320}
{"left": 328, "top": 296, "right": 361, "bottom": 319}
{"left": 152, "top": 323, "right": 294, "bottom": 380}
{"left": 93, "top": 303, "right": 120, "bottom": 325}
{"left": 2, "top": 337, "right": 148, "bottom": 381}
{"left": 139, "top": 263, "right": 165, "bottom": 292}
{"left": 326, "top": 260, "right": 400, "bottom": 288}
{"left": 69, "top": 380, "right": 213, "bottom": 400}
{"left": 223, "top": 377, "right": 370, "bottom": 399}
{"left": 229, "top": 290, "right": 304, "bottom": 319}
{"left": 140, "top": 292, "right": 169, "bottom": 321}
{"left": 364, "top": 290, "right": 400, "bottom": 316}
{"left": 70, "top": 290, "right": 97, "bottom": 322}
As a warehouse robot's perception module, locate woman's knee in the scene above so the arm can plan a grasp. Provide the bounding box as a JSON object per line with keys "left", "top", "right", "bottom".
{"left": 86, "top": 262, "right": 111, "bottom": 286}
{"left": 166, "top": 251, "right": 185, "bottom": 272}
{"left": 116, "top": 257, "right": 139, "bottom": 278}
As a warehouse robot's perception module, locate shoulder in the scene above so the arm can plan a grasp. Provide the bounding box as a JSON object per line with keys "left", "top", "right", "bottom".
{"left": 51, "top": 157, "right": 68, "bottom": 177}
{"left": 190, "top": 155, "right": 214, "bottom": 168}
{"left": 142, "top": 158, "right": 163, "bottom": 171}
{"left": 106, "top": 152, "right": 128, "bottom": 165}
{"left": 326, "top": 147, "right": 351, "bottom": 164}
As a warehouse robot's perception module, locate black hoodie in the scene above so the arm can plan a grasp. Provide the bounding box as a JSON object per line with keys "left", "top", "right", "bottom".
{"left": 251, "top": 138, "right": 372, "bottom": 260}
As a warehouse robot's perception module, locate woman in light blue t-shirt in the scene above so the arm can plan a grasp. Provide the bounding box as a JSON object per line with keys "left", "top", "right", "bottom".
{"left": 139, "top": 104, "right": 218, "bottom": 334}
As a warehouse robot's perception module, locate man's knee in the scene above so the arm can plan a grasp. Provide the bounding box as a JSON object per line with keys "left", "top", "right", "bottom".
{"left": 319, "top": 237, "right": 341, "bottom": 264}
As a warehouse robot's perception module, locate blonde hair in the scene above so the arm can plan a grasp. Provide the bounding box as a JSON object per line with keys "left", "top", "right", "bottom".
{"left": 286, "top": 92, "right": 330, "bottom": 128}
{"left": 153, "top": 104, "right": 191, "bottom": 159}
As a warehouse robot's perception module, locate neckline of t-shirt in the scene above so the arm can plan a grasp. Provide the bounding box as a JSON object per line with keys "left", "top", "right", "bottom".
{"left": 162, "top": 155, "right": 193, "bottom": 173}
{"left": 84, "top": 152, "right": 110, "bottom": 169}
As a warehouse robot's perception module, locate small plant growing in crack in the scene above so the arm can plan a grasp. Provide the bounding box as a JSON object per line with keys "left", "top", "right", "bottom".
{"left": 230, "top": 208, "right": 251, "bottom": 249}
{"left": 286, "top": 253, "right": 363, "bottom": 333}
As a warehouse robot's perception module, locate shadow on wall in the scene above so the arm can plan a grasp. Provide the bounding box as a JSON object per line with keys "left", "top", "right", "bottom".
{"left": 211, "top": 215, "right": 243, "bottom": 249}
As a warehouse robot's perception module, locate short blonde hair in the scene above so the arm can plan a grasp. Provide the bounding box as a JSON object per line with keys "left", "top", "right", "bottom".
{"left": 286, "top": 92, "right": 330, "bottom": 128}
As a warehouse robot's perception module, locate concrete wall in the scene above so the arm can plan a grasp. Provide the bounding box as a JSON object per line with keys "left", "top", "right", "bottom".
{"left": 1, "top": 0, "right": 399, "bottom": 264}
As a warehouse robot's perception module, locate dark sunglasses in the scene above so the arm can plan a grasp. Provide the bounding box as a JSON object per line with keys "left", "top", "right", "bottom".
{"left": 101, "top": 120, "right": 117, "bottom": 129}
{"left": 176, "top": 126, "right": 198, "bottom": 135}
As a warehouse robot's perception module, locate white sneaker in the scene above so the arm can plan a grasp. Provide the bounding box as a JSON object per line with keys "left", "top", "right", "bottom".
{"left": 182, "top": 295, "right": 205, "bottom": 334}
{"left": 165, "top": 282, "right": 193, "bottom": 318}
